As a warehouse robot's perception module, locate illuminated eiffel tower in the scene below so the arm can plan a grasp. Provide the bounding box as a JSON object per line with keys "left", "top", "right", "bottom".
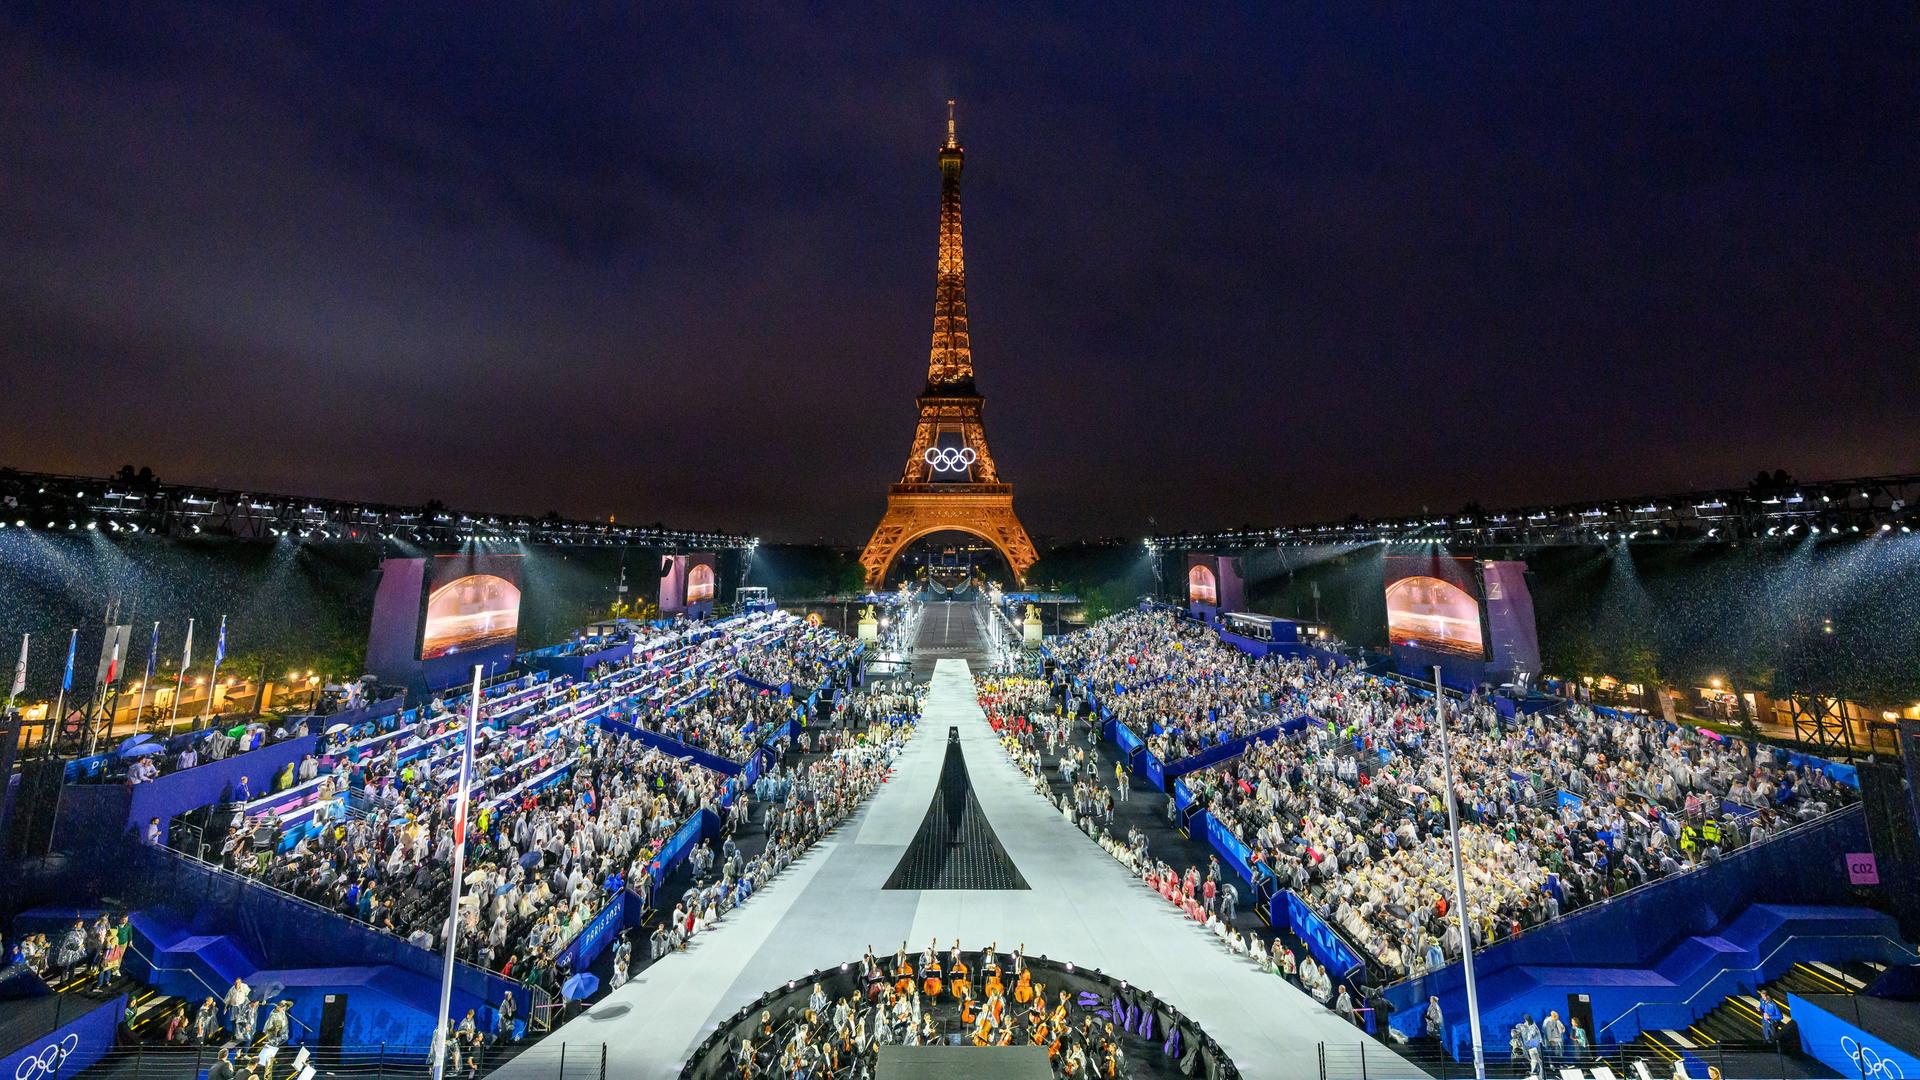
{"left": 859, "top": 102, "right": 1038, "bottom": 590}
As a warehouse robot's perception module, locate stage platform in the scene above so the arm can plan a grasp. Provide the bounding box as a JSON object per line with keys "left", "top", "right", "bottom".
{"left": 501, "top": 656, "right": 1421, "bottom": 1079}
{"left": 875, "top": 1044, "right": 1050, "bottom": 1078}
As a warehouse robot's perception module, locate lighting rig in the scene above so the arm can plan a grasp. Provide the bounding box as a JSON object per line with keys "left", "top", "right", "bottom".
{"left": 0, "top": 469, "right": 757, "bottom": 549}
{"left": 1148, "top": 472, "right": 1918, "bottom": 551}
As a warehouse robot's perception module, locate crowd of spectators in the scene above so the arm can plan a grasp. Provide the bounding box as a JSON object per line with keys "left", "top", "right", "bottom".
{"left": 1048, "top": 611, "right": 1326, "bottom": 763}
{"left": 734, "top": 623, "right": 857, "bottom": 692}
{"left": 180, "top": 612, "right": 872, "bottom": 996}
{"left": 981, "top": 673, "right": 1354, "bottom": 1023}
{"left": 1065, "top": 611, "right": 1859, "bottom": 980}
{"left": 623, "top": 676, "right": 797, "bottom": 761}
{"left": 655, "top": 727, "right": 912, "bottom": 956}
{"left": 217, "top": 707, "right": 723, "bottom": 987}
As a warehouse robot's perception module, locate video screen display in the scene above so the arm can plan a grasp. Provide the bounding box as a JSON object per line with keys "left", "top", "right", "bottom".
{"left": 1187, "top": 563, "right": 1219, "bottom": 605}
{"left": 1384, "top": 554, "right": 1486, "bottom": 658}
{"left": 687, "top": 561, "right": 716, "bottom": 604}
{"left": 420, "top": 554, "right": 523, "bottom": 660}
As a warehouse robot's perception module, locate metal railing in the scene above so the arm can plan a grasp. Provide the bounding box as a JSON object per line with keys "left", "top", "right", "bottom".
{"left": 1314, "top": 1038, "right": 1806, "bottom": 1080}
{"left": 1595, "top": 932, "right": 1919, "bottom": 1042}
{"left": 34, "top": 1039, "right": 609, "bottom": 1080}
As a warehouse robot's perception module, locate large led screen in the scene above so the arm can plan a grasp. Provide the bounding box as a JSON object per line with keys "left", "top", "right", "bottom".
{"left": 421, "top": 555, "right": 523, "bottom": 660}
{"left": 687, "top": 562, "right": 716, "bottom": 604}
{"left": 1187, "top": 563, "right": 1219, "bottom": 605}
{"left": 1384, "top": 555, "right": 1485, "bottom": 658}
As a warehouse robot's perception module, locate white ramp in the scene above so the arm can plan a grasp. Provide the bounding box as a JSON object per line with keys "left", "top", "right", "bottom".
{"left": 502, "top": 659, "right": 1419, "bottom": 1078}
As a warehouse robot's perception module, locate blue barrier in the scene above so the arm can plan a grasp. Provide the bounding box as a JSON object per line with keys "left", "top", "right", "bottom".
{"left": 0, "top": 993, "right": 124, "bottom": 1080}
{"left": 1383, "top": 806, "right": 1878, "bottom": 1054}
{"left": 126, "top": 844, "right": 526, "bottom": 1047}
{"left": 597, "top": 715, "right": 742, "bottom": 775}
{"left": 1159, "top": 725, "right": 1283, "bottom": 783}
{"left": 648, "top": 811, "right": 710, "bottom": 887}
{"left": 732, "top": 672, "right": 788, "bottom": 696}
{"left": 1789, "top": 992, "right": 1920, "bottom": 1080}
{"left": 556, "top": 894, "right": 627, "bottom": 974}
{"left": 1269, "top": 890, "right": 1366, "bottom": 986}
{"left": 1201, "top": 809, "right": 1257, "bottom": 886}
{"left": 1780, "top": 748, "right": 1860, "bottom": 790}
{"left": 1139, "top": 749, "right": 1167, "bottom": 791}
{"left": 131, "top": 734, "right": 322, "bottom": 844}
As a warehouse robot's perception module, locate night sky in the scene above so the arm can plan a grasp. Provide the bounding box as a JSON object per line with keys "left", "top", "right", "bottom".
{"left": 4, "top": 3, "right": 1915, "bottom": 543}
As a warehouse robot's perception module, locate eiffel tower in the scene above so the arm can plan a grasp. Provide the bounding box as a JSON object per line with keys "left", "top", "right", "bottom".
{"left": 859, "top": 102, "right": 1038, "bottom": 590}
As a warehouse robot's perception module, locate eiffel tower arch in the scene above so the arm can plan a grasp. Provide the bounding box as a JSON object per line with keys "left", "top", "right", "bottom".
{"left": 860, "top": 102, "right": 1037, "bottom": 590}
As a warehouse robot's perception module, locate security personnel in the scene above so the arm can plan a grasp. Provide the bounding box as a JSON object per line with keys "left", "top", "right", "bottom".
{"left": 1701, "top": 817, "right": 1722, "bottom": 850}
{"left": 1679, "top": 823, "right": 1699, "bottom": 856}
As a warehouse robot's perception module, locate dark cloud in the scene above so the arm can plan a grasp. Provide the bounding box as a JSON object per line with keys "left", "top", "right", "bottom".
{"left": 2, "top": 2, "right": 1915, "bottom": 542}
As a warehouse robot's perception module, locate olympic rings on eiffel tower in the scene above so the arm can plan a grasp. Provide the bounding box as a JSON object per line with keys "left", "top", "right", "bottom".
{"left": 922, "top": 446, "right": 978, "bottom": 473}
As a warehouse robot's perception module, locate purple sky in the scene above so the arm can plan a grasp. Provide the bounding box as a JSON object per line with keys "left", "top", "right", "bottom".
{"left": 3, "top": 3, "right": 1916, "bottom": 542}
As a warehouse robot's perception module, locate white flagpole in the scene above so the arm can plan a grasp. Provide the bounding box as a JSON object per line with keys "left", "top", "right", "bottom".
{"left": 52, "top": 628, "right": 77, "bottom": 747}
{"left": 1436, "top": 666, "right": 1487, "bottom": 1079}
{"left": 200, "top": 615, "right": 225, "bottom": 723}
{"left": 432, "top": 665, "right": 482, "bottom": 1080}
{"left": 90, "top": 629, "right": 125, "bottom": 756}
{"left": 7, "top": 633, "right": 26, "bottom": 711}
{"left": 170, "top": 618, "right": 193, "bottom": 724}
{"left": 134, "top": 622, "right": 159, "bottom": 722}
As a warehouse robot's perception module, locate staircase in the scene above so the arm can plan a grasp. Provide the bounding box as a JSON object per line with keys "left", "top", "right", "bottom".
{"left": 1633, "top": 959, "right": 1887, "bottom": 1062}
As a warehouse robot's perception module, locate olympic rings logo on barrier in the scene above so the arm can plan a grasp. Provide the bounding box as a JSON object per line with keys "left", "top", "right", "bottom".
{"left": 15, "top": 1034, "right": 79, "bottom": 1080}
{"left": 922, "top": 446, "right": 977, "bottom": 473}
{"left": 1843, "top": 1037, "right": 1906, "bottom": 1080}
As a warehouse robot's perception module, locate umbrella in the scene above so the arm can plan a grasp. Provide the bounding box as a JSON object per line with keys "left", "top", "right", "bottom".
{"left": 325, "top": 722, "right": 350, "bottom": 735}
{"left": 519, "top": 851, "right": 543, "bottom": 869}
{"left": 228, "top": 725, "right": 248, "bottom": 738}
{"left": 493, "top": 882, "right": 516, "bottom": 896}
{"left": 560, "top": 973, "right": 599, "bottom": 1002}
{"left": 117, "top": 733, "right": 158, "bottom": 752}
{"left": 122, "top": 743, "right": 167, "bottom": 757}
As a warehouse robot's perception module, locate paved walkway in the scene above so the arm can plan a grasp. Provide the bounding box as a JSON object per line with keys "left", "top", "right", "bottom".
{"left": 506, "top": 658, "right": 1421, "bottom": 1078}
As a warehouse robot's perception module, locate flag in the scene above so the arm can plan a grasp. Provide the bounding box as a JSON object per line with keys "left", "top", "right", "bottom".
{"left": 9, "top": 634, "right": 26, "bottom": 699}
{"left": 61, "top": 629, "right": 77, "bottom": 693}
{"left": 143, "top": 622, "right": 160, "bottom": 685}
{"left": 180, "top": 619, "right": 194, "bottom": 672}
{"left": 214, "top": 615, "right": 227, "bottom": 667}
{"left": 106, "top": 631, "right": 124, "bottom": 687}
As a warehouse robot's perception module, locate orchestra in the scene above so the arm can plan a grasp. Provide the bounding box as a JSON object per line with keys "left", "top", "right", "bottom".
{"left": 725, "top": 943, "right": 1138, "bottom": 1078}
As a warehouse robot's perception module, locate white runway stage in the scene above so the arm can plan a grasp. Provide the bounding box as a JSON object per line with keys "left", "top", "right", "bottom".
{"left": 505, "top": 659, "right": 1420, "bottom": 1078}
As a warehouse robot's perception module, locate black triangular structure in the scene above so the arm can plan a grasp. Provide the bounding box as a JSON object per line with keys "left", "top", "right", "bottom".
{"left": 883, "top": 727, "right": 1029, "bottom": 890}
